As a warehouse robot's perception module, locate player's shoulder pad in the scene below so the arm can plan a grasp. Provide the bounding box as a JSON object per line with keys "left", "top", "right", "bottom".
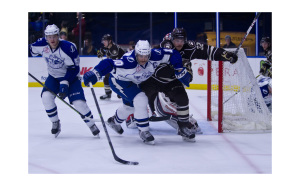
{"left": 185, "top": 40, "right": 196, "bottom": 48}
{"left": 59, "top": 40, "right": 78, "bottom": 57}
{"left": 110, "top": 43, "right": 119, "bottom": 50}
{"left": 150, "top": 48, "right": 171, "bottom": 61}
{"left": 31, "top": 37, "right": 48, "bottom": 46}
{"left": 119, "top": 51, "right": 137, "bottom": 68}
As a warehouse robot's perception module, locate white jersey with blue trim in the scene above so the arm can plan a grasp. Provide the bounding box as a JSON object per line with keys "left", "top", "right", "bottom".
{"left": 105, "top": 48, "right": 182, "bottom": 84}
{"left": 29, "top": 37, "right": 80, "bottom": 79}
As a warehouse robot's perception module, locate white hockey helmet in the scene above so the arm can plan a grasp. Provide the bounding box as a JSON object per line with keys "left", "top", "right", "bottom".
{"left": 44, "top": 24, "right": 60, "bottom": 36}
{"left": 135, "top": 40, "right": 151, "bottom": 57}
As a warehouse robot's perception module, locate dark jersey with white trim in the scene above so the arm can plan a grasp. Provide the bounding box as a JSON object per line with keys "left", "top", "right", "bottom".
{"left": 157, "top": 39, "right": 236, "bottom": 84}
{"left": 99, "top": 43, "right": 125, "bottom": 60}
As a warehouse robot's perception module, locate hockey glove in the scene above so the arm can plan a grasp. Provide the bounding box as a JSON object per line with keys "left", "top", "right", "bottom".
{"left": 267, "top": 67, "right": 272, "bottom": 78}
{"left": 97, "top": 49, "right": 104, "bottom": 58}
{"left": 83, "top": 70, "right": 100, "bottom": 86}
{"left": 58, "top": 81, "right": 69, "bottom": 99}
{"left": 221, "top": 51, "right": 238, "bottom": 64}
{"left": 259, "top": 60, "right": 272, "bottom": 77}
{"left": 175, "top": 68, "right": 192, "bottom": 87}
{"left": 183, "top": 59, "right": 193, "bottom": 82}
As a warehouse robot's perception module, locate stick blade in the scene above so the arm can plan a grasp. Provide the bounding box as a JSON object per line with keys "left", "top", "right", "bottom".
{"left": 115, "top": 156, "right": 139, "bottom": 165}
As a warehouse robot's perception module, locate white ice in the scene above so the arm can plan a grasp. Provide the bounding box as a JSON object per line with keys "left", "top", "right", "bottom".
{"left": 28, "top": 87, "right": 272, "bottom": 175}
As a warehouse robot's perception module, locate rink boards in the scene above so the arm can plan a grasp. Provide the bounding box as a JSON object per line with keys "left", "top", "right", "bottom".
{"left": 28, "top": 56, "right": 264, "bottom": 90}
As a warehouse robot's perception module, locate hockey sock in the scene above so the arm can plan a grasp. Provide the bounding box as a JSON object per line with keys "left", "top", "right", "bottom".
{"left": 177, "top": 105, "right": 189, "bottom": 123}
{"left": 133, "top": 92, "right": 150, "bottom": 131}
{"left": 73, "top": 100, "right": 95, "bottom": 127}
{"left": 42, "top": 91, "right": 59, "bottom": 122}
{"left": 135, "top": 118, "right": 150, "bottom": 132}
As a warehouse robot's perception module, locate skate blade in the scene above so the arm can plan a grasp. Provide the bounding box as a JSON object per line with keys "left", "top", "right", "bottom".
{"left": 106, "top": 123, "right": 124, "bottom": 135}
{"left": 195, "top": 129, "right": 203, "bottom": 134}
{"left": 54, "top": 130, "right": 61, "bottom": 138}
{"left": 182, "top": 136, "right": 196, "bottom": 142}
{"left": 143, "top": 140, "right": 155, "bottom": 145}
{"left": 99, "top": 97, "right": 111, "bottom": 100}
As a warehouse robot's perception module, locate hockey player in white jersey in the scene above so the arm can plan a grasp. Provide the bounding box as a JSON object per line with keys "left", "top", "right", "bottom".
{"left": 83, "top": 40, "right": 195, "bottom": 144}
{"left": 29, "top": 24, "right": 100, "bottom": 137}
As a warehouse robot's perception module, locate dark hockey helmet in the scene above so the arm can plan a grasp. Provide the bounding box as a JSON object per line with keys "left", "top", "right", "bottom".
{"left": 102, "top": 34, "right": 113, "bottom": 41}
{"left": 260, "top": 37, "right": 271, "bottom": 46}
{"left": 171, "top": 28, "right": 187, "bottom": 42}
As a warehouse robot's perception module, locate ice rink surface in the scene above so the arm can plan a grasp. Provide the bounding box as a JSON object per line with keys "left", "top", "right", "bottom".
{"left": 28, "top": 87, "right": 272, "bottom": 174}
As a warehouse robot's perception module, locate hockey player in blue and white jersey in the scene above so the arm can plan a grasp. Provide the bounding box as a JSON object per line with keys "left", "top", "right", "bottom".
{"left": 29, "top": 24, "right": 100, "bottom": 138}
{"left": 83, "top": 40, "right": 195, "bottom": 144}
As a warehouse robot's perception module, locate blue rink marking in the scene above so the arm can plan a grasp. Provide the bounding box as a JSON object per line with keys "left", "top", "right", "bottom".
{"left": 197, "top": 120, "right": 218, "bottom": 135}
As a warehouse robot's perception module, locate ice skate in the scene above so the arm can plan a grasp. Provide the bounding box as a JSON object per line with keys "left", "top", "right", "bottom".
{"left": 139, "top": 130, "right": 155, "bottom": 145}
{"left": 51, "top": 120, "right": 61, "bottom": 138}
{"left": 89, "top": 124, "right": 100, "bottom": 137}
{"left": 189, "top": 115, "right": 202, "bottom": 134}
{"left": 177, "top": 122, "right": 196, "bottom": 142}
{"left": 106, "top": 116, "right": 124, "bottom": 134}
{"left": 166, "top": 115, "right": 202, "bottom": 134}
{"left": 100, "top": 93, "right": 111, "bottom": 100}
{"left": 126, "top": 114, "right": 137, "bottom": 128}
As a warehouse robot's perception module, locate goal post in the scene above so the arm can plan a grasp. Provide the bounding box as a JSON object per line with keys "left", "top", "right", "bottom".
{"left": 207, "top": 48, "right": 272, "bottom": 133}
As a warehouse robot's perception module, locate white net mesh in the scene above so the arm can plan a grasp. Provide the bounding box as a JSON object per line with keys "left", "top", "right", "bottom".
{"left": 210, "top": 48, "right": 272, "bottom": 132}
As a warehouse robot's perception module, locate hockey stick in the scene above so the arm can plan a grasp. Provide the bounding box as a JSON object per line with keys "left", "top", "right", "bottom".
{"left": 223, "top": 13, "right": 262, "bottom": 102}
{"left": 149, "top": 115, "right": 171, "bottom": 121}
{"left": 230, "top": 12, "right": 261, "bottom": 62}
{"left": 28, "top": 72, "right": 100, "bottom": 122}
{"left": 89, "top": 82, "right": 139, "bottom": 165}
{"left": 223, "top": 75, "right": 260, "bottom": 104}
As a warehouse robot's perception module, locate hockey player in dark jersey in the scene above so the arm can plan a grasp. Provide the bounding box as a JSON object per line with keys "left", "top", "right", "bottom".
{"left": 97, "top": 34, "right": 125, "bottom": 100}
{"left": 127, "top": 28, "right": 238, "bottom": 136}
{"left": 160, "top": 28, "right": 238, "bottom": 78}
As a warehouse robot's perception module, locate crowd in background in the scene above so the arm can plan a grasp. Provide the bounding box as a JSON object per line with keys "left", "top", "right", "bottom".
{"left": 28, "top": 12, "right": 271, "bottom": 56}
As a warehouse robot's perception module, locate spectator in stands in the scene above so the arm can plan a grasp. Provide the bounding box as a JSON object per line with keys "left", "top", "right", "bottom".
{"left": 82, "top": 38, "right": 97, "bottom": 56}
{"left": 196, "top": 32, "right": 208, "bottom": 44}
{"left": 72, "top": 12, "right": 86, "bottom": 49}
{"left": 222, "top": 35, "right": 236, "bottom": 48}
{"left": 60, "top": 32, "right": 67, "bottom": 40}
{"left": 128, "top": 41, "right": 135, "bottom": 52}
{"left": 60, "top": 21, "right": 68, "bottom": 40}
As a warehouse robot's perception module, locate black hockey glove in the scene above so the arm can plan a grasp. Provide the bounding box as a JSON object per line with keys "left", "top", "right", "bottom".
{"left": 221, "top": 51, "right": 238, "bottom": 64}
{"left": 97, "top": 49, "right": 104, "bottom": 58}
{"left": 182, "top": 59, "right": 193, "bottom": 82}
{"left": 259, "top": 60, "right": 272, "bottom": 77}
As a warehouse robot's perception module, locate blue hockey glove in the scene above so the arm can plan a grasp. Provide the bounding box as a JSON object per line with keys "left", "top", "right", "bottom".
{"left": 83, "top": 70, "right": 99, "bottom": 86}
{"left": 175, "top": 68, "right": 192, "bottom": 87}
{"left": 58, "top": 81, "right": 69, "bottom": 99}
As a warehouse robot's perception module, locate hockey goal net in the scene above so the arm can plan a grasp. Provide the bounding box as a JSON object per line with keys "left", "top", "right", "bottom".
{"left": 207, "top": 48, "right": 272, "bottom": 133}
